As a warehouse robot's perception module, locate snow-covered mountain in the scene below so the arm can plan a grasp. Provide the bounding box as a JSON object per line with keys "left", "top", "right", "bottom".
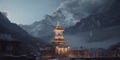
{"left": 20, "top": 0, "right": 120, "bottom": 48}
{"left": 66, "top": 0, "right": 120, "bottom": 36}
{"left": 64, "top": 0, "right": 120, "bottom": 48}
{"left": 20, "top": 0, "right": 114, "bottom": 38}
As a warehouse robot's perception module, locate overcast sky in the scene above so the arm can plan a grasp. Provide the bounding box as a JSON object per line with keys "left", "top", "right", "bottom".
{"left": 0, "top": 0, "right": 65, "bottom": 25}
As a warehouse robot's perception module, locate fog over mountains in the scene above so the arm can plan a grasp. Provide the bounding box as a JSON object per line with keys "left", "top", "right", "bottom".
{"left": 20, "top": 0, "right": 120, "bottom": 48}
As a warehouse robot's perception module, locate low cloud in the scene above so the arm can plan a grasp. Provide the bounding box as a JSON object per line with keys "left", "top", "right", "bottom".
{"left": 58, "top": 0, "right": 114, "bottom": 18}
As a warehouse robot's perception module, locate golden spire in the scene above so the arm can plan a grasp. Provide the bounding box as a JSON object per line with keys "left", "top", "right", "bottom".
{"left": 55, "top": 21, "right": 63, "bottom": 30}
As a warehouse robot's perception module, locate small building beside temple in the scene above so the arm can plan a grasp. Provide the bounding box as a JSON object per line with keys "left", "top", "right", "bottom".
{"left": 0, "top": 34, "right": 20, "bottom": 55}
{"left": 0, "top": 34, "right": 36, "bottom": 60}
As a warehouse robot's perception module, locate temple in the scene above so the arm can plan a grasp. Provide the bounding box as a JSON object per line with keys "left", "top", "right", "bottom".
{"left": 51, "top": 22, "right": 70, "bottom": 56}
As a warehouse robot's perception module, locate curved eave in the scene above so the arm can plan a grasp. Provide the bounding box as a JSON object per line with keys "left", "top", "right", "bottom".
{"left": 51, "top": 39, "right": 67, "bottom": 43}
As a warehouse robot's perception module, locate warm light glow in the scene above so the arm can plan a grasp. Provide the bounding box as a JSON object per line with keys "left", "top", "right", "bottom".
{"left": 52, "top": 22, "right": 67, "bottom": 43}
{"left": 55, "top": 46, "right": 70, "bottom": 55}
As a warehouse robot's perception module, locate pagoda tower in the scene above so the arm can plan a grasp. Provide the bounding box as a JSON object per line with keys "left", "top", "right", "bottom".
{"left": 51, "top": 22, "right": 70, "bottom": 56}
{"left": 51, "top": 22, "right": 66, "bottom": 44}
